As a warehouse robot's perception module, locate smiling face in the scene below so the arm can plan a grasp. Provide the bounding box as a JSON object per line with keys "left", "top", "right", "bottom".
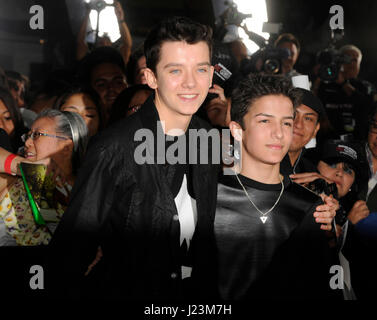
{"left": 91, "top": 63, "right": 128, "bottom": 113}
{"left": 60, "top": 93, "right": 100, "bottom": 137}
{"left": 145, "top": 41, "right": 214, "bottom": 123}
{"left": 0, "top": 99, "right": 15, "bottom": 137}
{"left": 290, "top": 104, "right": 320, "bottom": 153}
{"left": 231, "top": 94, "right": 294, "bottom": 169}
{"left": 24, "top": 117, "right": 72, "bottom": 162}
{"left": 317, "top": 161, "right": 355, "bottom": 198}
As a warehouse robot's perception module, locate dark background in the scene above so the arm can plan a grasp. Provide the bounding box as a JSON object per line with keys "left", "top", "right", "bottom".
{"left": 0, "top": 0, "right": 376, "bottom": 87}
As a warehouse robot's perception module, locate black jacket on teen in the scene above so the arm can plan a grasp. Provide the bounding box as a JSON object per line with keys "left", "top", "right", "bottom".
{"left": 47, "top": 95, "right": 220, "bottom": 300}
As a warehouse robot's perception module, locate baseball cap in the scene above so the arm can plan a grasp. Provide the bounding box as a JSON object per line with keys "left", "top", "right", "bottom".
{"left": 296, "top": 88, "right": 326, "bottom": 120}
{"left": 318, "top": 140, "right": 370, "bottom": 187}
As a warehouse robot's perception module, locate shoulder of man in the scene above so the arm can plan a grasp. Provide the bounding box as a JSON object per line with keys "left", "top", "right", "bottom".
{"left": 191, "top": 114, "right": 214, "bottom": 131}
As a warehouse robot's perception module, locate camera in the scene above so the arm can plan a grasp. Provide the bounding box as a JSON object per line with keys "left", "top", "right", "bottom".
{"left": 316, "top": 48, "right": 352, "bottom": 83}
{"left": 88, "top": 0, "right": 109, "bottom": 12}
{"left": 306, "top": 178, "right": 338, "bottom": 197}
{"left": 316, "top": 29, "right": 352, "bottom": 83}
{"left": 240, "top": 47, "right": 290, "bottom": 76}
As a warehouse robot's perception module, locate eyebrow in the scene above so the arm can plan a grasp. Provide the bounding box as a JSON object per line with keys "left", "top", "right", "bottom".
{"left": 163, "top": 62, "right": 211, "bottom": 69}
{"left": 65, "top": 105, "right": 97, "bottom": 111}
{"left": 255, "top": 113, "right": 294, "bottom": 120}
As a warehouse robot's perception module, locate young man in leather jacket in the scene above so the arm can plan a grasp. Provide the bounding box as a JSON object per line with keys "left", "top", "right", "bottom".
{"left": 48, "top": 16, "right": 219, "bottom": 301}
{"left": 215, "top": 74, "right": 339, "bottom": 300}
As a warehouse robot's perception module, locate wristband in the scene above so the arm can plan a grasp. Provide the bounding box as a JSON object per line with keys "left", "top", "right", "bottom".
{"left": 4, "top": 154, "right": 17, "bottom": 175}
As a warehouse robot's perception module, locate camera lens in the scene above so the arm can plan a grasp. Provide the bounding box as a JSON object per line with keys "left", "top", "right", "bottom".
{"left": 264, "top": 59, "right": 280, "bottom": 74}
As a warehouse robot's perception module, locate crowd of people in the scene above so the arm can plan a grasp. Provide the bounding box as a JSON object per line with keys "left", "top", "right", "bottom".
{"left": 0, "top": 1, "right": 376, "bottom": 302}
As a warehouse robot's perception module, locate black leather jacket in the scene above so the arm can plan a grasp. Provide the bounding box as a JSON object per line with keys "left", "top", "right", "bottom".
{"left": 48, "top": 95, "right": 220, "bottom": 300}
{"left": 215, "top": 174, "right": 337, "bottom": 300}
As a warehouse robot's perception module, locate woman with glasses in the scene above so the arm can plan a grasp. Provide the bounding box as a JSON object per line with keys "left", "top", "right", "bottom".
{"left": 0, "top": 109, "right": 88, "bottom": 246}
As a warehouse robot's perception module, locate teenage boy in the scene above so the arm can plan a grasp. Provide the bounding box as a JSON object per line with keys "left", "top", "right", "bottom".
{"left": 215, "top": 74, "right": 339, "bottom": 300}
{"left": 48, "top": 16, "right": 218, "bottom": 300}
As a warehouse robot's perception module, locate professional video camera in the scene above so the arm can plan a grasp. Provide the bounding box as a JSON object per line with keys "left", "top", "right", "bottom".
{"left": 215, "top": 2, "right": 285, "bottom": 76}
{"left": 240, "top": 45, "right": 290, "bottom": 76}
{"left": 316, "top": 29, "right": 352, "bottom": 83}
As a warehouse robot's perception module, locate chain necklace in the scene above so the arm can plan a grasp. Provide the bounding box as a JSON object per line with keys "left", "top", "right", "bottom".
{"left": 235, "top": 173, "right": 284, "bottom": 224}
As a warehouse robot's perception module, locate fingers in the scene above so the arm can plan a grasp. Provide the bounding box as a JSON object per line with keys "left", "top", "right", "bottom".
{"left": 208, "top": 85, "right": 226, "bottom": 100}
{"left": 320, "top": 224, "right": 332, "bottom": 231}
{"left": 290, "top": 173, "right": 334, "bottom": 185}
{"left": 290, "top": 173, "right": 320, "bottom": 184}
{"left": 322, "top": 195, "right": 339, "bottom": 210}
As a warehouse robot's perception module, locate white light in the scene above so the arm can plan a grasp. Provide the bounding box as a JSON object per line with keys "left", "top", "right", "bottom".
{"left": 88, "top": 0, "right": 120, "bottom": 43}
{"left": 233, "top": 0, "right": 269, "bottom": 54}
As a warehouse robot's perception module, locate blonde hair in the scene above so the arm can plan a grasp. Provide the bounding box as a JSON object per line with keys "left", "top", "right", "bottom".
{"left": 340, "top": 45, "right": 362, "bottom": 62}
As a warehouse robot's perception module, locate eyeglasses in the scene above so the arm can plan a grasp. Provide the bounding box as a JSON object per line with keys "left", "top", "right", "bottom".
{"left": 21, "top": 131, "right": 70, "bottom": 143}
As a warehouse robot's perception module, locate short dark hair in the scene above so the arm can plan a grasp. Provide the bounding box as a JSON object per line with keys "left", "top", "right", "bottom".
{"left": 78, "top": 46, "right": 126, "bottom": 85}
{"left": 144, "top": 16, "right": 213, "bottom": 73}
{"left": 274, "top": 33, "right": 300, "bottom": 53}
{"left": 231, "top": 74, "right": 301, "bottom": 129}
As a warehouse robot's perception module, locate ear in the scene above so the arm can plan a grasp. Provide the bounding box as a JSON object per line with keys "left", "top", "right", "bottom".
{"left": 229, "top": 120, "right": 243, "bottom": 142}
{"left": 144, "top": 68, "right": 158, "bottom": 89}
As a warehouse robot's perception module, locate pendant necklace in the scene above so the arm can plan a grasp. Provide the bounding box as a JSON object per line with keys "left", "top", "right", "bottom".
{"left": 235, "top": 173, "right": 284, "bottom": 224}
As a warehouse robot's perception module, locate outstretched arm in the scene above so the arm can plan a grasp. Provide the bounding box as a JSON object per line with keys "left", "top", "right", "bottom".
{"left": 76, "top": 4, "right": 91, "bottom": 61}
{"left": 114, "top": 0, "right": 132, "bottom": 64}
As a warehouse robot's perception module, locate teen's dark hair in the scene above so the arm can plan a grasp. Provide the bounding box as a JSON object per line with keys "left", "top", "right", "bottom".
{"left": 0, "top": 87, "right": 28, "bottom": 152}
{"left": 144, "top": 16, "right": 213, "bottom": 73}
{"left": 231, "top": 73, "right": 301, "bottom": 130}
{"left": 52, "top": 85, "right": 105, "bottom": 132}
{"left": 78, "top": 46, "right": 127, "bottom": 85}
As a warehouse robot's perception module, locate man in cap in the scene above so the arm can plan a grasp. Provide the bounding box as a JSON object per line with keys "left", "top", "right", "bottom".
{"left": 280, "top": 88, "right": 327, "bottom": 175}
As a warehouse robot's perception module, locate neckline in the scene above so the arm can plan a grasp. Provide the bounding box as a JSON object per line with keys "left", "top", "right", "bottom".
{"left": 221, "top": 173, "right": 290, "bottom": 191}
